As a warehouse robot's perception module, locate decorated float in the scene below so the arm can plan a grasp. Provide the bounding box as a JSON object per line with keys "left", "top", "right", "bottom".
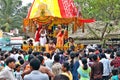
{"left": 23, "top": 0, "right": 95, "bottom": 51}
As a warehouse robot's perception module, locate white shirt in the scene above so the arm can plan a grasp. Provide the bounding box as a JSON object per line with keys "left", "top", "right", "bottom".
{"left": 14, "top": 71, "right": 23, "bottom": 80}
{"left": 24, "top": 70, "right": 49, "bottom": 80}
{"left": 100, "top": 58, "right": 111, "bottom": 76}
{"left": 0, "top": 66, "right": 17, "bottom": 80}
{"left": 14, "top": 54, "right": 24, "bottom": 62}
{"left": 45, "top": 58, "right": 53, "bottom": 70}
{"left": 10, "top": 54, "right": 15, "bottom": 59}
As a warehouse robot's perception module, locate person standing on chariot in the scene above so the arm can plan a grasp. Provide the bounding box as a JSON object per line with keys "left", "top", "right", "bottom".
{"left": 56, "top": 24, "right": 65, "bottom": 48}
{"left": 39, "top": 25, "right": 47, "bottom": 47}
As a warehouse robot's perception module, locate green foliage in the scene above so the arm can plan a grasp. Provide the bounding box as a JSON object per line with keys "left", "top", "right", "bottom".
{"left": 74, "top": 0, "right": 120, "bottom": 21}
{"left": 0, "top": 0, "right": 31, "bottom": 32}
{"left": 74, "top": 0, "right": 120, "bottom": 46}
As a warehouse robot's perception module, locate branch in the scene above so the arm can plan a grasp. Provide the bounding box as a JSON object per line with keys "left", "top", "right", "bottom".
{"left": 86, "top": 24, "right": 100, "bottom": 38}
{"left": 101, "top": 23, "right": 109, "bottom": 39}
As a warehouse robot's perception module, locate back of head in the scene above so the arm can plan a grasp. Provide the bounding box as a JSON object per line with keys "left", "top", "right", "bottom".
{"left": 112, "top": 68, "right": 118, "bottom": 75}
{"left": 19, "top": 59, "right": 24, "bottom": 65}
{"left": 28, "top": 55, "right": 34, "bottom": 62}
{"left": 32, "top": 52, "right": 39, "bottom": 57}
{"left": 93, "top": 54, "right": 98, "bottom": 61}
{"left": 89, "top": 54, "right": 94, "bottom": 61}
{"left": 37, "top": 55, "right": 44, "bottom": 63}
{"left": 54, "top": 55, "right": 60, "bottom": 62}
{"left": 116, "top": 51, "right": 120, "bottom": 57}
{"left": 81, "top": 58, "right": 88, "bottom": 70}
{"left": 70, "top": 52, "right": 75, "bottom": 59}
{"left": 46, "top": 53, "right": 50, "bottom": 58}
{"left": 63, "top": 62, "right": 70, "bottom": 71}
{"left": 30, "top": 58, "right": 41, "bottom": 70}
{"left": 18, "top": 56, "right": 22, "bottom": 60}
{"left": 54, "top": 74, "right": 69, "bottom": 80}
{"left": 100, "top": 53, "right": 106, "bottom": 59}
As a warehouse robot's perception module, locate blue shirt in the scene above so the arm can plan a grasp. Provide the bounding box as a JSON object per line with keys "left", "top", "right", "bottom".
{"left": 111, "top": 75, "right": 119, "bottom": 80}
{"left": 24, "top": 70, "right": 49, "bottom": 80}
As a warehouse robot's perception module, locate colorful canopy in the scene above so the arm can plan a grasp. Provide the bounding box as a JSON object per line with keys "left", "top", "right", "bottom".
{"left": 27, "top": 0, "right": 78, "bottom": 19}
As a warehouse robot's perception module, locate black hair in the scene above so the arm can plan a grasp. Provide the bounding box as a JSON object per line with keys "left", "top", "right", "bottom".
{"left": 46, "top": 53, "right": 50, "bottom": 58}
{"left": 93, "top": 54, "right": 98, "bottom": 61}
{"left": 116, "top": 51, "right": 120, "bottom": 57}
{"left": 110, "top": 53, "right": 114, "bottom": 59}
{"left": 37, "top": 55, "right": 44, "bottom": 63}
{"left": 23, "top": 41, "right": 27, "bottom": 44}
{"left": 30, "top": 58, "right": 41, "bottom": 70}
{"left": 18, "top": 56, "right": 22, "bottom": 60}
{"left": 28, "top": 55, "right": 34, "bottom": 62}
{"left": 54, "top": 55, "right": 60, "bottom": 62}
{"left": 63, "top": 62, "right": 70, "bottom": 71}
{"left": 89, "top": 54, "right": 94, "bottom": 61}
{"left": 5, "top": 57, "right": 16, "bottom": 65}
{"left": 100, "top": 53, "right": 106, "bottom": 59}
{"left": 19, "top": 50, "right": 23, "bottom": 53}
{"left": 19, "top": 59, "right": 24, "bottom": 65}
{"left": 28, "top": 48, "right": 33, "bottom": 55}
{"left": 112, "top": 68, "right": 118, "bottom": 75}
{"left": 15, "top": 64, "right": 20, "bottom": 69}
{"left": 33, "top": 52, "right": 39, "bottom": 57}
{"left": 4, "top": 54, "right": 9, "bottom": 59}
{"left": 99, "top": 48, "right": 102, "bottom": 53}
{"left": 70, "top": 52, "right": 75, "bottom": 72}
{"left": 81, "top": 58, "right": 88, "bottom": 70}
{"left": 54, "top": 74, "right": 69, "bottom": 80}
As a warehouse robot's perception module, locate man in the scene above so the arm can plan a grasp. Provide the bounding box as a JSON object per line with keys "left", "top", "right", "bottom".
{"left": 91, "top": 54, "right": 103, "bottom": 80}
{"left": 37, "top": 55, "right": 55, "bottom": 78}
{"left": 111, "top": 51, "right": 120, "bottom": 68}
{"left": 0, "top": 57, "right": 17, "bottom": 80}
{"left": 14, "top": 50, "right": 24, "bottom": 62}
{"left": 24, "top": 58, "right": 49, "bottom": 80}
{"left": 44, "top": 53, "right": 53, "bottom": 70}
{"left": 100, "top": 54, "right": 111, "bottom": 80}
{"left": 52, "top": 54, "right": 62, "bottom": 76}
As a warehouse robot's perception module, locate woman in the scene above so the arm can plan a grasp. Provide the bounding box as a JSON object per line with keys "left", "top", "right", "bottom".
{"left": 77, "top": 58, "right": 91, "bottom": 80}
{"left": 62, "top": 62, "right": 73, "bottom": 80}
{"left": 69, "top": 52, "right": 79, "bottom": 80}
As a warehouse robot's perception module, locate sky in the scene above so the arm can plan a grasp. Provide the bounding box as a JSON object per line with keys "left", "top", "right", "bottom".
{"left": 22, "top": 0, "right": 34, "bottom": 6}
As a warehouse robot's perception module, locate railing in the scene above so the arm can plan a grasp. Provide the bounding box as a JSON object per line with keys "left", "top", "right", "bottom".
{"left": 22, "top": 44, "right": 84, "bottom": 52}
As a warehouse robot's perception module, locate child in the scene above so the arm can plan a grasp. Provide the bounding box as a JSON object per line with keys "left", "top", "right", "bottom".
{"left": 14, "top": 64, "right": 23, "bottom": 80}
{"left": 111, "top": 68, "right": 119, "bottom": 80}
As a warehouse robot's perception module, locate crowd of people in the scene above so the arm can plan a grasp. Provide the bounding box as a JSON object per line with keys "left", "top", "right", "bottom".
{"left": 0, "top": 25, "right": 120, "bottom": 80}
{"left": 0, "top": 42, "right": 120, "bottom": 80}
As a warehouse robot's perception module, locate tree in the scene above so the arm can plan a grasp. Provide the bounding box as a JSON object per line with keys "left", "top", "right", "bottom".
{"left": 0, "top": 0, "right": 31, "bottom": 32}
{"left": 74, "top": 0, "right": 120, "bottom": 46}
